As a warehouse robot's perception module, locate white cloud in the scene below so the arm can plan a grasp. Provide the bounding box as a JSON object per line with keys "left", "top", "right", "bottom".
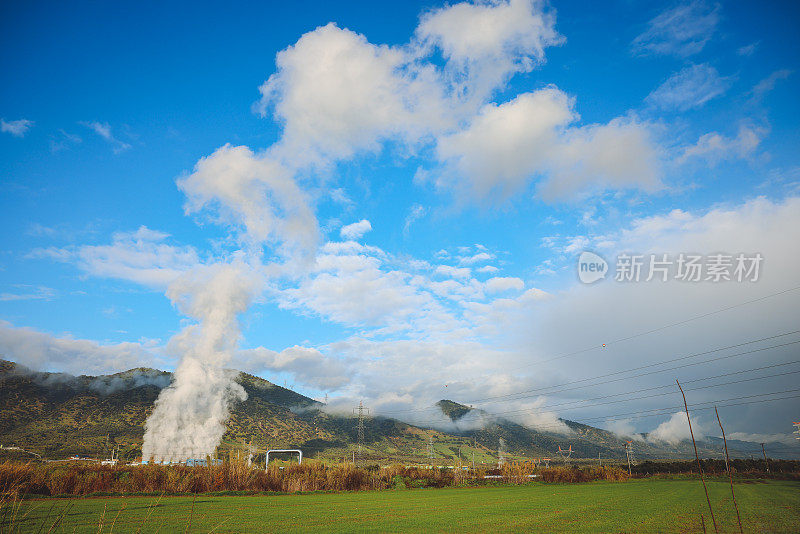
{"left": 680, "top": 124, "right": 765, "bottom": 165}
{"left": 484, "top": 276, "right": 524, "bottom": 293}
{"left": 631, "top": 1, "right": 719, "bottom": 58}
{"left": 0, "top": 320, "right": 161, "bottom": 376}
{"left": 435, "top": 88, "right": 661, "bottom": 202}
{"left": 436, "top": 88, "right": 574, "bottom": 200}
{"left": 79, "top": 227, "right": 202, "bottom": 289}
{"left": 50, "top": 129, "right": 82, "bottom": 152}
{"left": 237, "top": 345, "right": 349, "bottom": 390}
{"left": 329, "top": 188, "right": 353, "bottom": 207}
{"left": 435, "top": 264, "right": 472, "bottom": 279}
{"left": 563, "top": 235, "right": 590, "bottom": 255}
{"left": 649, "top": 411, "right": 703, "bottom": 445}
{"left": 604, "top": 418, "right": 639, "bottom": 439}
{"left": 256, "top": 23, "right": 449, "bottom": 164}
{"left": 0, "top": 285, "right": 57, "bottom": 302}
{"left": 737, "top": 42, "right": 758, "bottom": 57}
{"left": 1, "top": 118, "right": 34, "bottom": 137}
{"left": 322, "top": 336, "right": 560, "bottom": 426}
{"left": 463, "top": 287, "right": 549, "bottom": 336}
{"left": 458, "top": 251, "right": 494, "bottom": 265}
{"left": 512, "top": 195, "right": 800, "bottom": 437}
{"left": 340, "top": 219, "right": 372, "bottom": 240}
{"left": 178, "top": 144, "right": 319, "bottom": 257}
{"left": 541, "top": 117, "right": 661, "bottom": 200}
{"left": 476, "top": 265, "right": 499, "bottom": 274}
{"left": 31, "top": 226, "right": 201, "bottom": 289}
{"left": 751, "top": 69, "right": 792, "bottom": 100}
{"left": 403, "top": 204, "right": 427, "bottom": 237}
{"left": 246, "top": 1, "right": 659, "bottom": 208}
{"left": 279, "top": 249, "right": 438, "bottom": 331}
{"left": 416, "top": 0, "right": 563, "bottom": 102}
{"left": 248, "top": 0, "right": 568, "bottom": 203}
{"left": 511, "top": 397, "right": 572, "bottom": 434}
{"left": 80, "top": 121, "right": 131, "bottom": 153}
{"left": 645, "top": 64, "right": 731, "bottom": 111}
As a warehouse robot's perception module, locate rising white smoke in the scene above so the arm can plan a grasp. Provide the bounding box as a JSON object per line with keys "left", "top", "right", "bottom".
{"left": 141, "top": 262, "right": 262, "bottom": 462}
{"left": 141, "top": 140, "right": 318, "bottom": 462}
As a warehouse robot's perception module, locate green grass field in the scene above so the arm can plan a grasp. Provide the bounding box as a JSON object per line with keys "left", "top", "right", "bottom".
{"left": 4, "top": 478, "right": 799, "bottom": 533}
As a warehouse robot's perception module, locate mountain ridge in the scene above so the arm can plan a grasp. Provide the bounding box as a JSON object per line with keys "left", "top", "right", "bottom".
{"left": 1, "top": 359, "right": 797, "bottom": 461}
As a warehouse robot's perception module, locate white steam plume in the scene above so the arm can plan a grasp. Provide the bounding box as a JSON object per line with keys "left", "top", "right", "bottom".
{"left": 142, "top": 137, "right": 318, "bottom": 462}
{"left": 141, "top": 262, "right": 261, "bottom": 462}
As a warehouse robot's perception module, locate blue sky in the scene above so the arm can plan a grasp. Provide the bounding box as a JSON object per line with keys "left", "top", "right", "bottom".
{"left": 2, "top": 0, "right": 800, "bottom": 444}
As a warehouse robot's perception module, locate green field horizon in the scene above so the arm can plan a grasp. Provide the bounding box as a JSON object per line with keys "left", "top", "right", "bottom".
{"left": 5, "top": 478, "right": 800, "bottom": 533}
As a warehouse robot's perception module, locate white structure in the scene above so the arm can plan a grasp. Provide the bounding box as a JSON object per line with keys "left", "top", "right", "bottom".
{"left": 265, "top": 449, "right": 302, "bottom": 468}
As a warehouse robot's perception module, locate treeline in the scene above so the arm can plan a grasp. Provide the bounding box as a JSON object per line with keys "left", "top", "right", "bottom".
{"left": 1, "top": 461, "right": 632, "bottom": 496}
{"left": 1, "top": 458, "right": 797, "bottom": 497}
{"left": 632, "top": 459, "right": 800, "bottom": 478}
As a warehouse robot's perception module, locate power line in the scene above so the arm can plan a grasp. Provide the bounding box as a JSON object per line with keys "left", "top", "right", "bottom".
{"left": 380, "top": 285, "right": 800, "bottom": 417}
{"left": 599, "top": 388, "right": 800, "bottom": 421}
{"left": 477, "top": 361, "right": 800, "bottom": 418}
{"left": 533, "top": 360, "right": 800, "bottom": 411}
{"left": 381, "top": 329, "right": 800, "bottom": 414}
{"left": 507, "top": 284, "right": 800, "bottom": 372}
{"left": 468, "top": 346, "right": 800, "bottom": 416}
{"left": 410, "top": 386, "right": 800, "bottom": 431}
{"left": 540, "top": 390, "right": 800, "bottom": 433}
{"left": 466, "top": 334, "right": 800, "bottom": 406}
{"left": 507, "top": 391, "right": 800, "bottom": 436}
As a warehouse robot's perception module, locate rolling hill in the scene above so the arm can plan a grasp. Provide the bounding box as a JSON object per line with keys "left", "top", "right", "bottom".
{"left": 1, "top": 360, "right": 796, "bottom": 463}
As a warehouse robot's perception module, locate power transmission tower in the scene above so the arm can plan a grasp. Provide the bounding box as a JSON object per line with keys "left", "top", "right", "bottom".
{"left": 557, "top": 445, "right": 572, "bottom": 466}
{"left": 498, "top": 438, "right": 506, "bottom": 469}
{"left": 353, "top": 401, "right": 369, "bottom": 464}
{"left": 625, "top": 441, "right": 636, "bottom": 474}
{"left": 760, "top": 443, "right": 769, "bottom": 473}
{"left": 428, "top": 436, "right": 435, "bottom": 462}
{"left": 247, "top": 441, "right": 255, "bottom": 466}
{"left": 472, "top": 437, "right": 476, "bottom": 469}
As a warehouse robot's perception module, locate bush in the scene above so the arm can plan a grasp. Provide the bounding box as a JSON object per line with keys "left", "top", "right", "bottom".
{"left": 4, "top": 457, "right": 794, "bottom": 497}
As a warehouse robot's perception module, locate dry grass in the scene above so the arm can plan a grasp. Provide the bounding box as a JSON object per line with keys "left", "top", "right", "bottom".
{"left": 6, "top": 457, "right": 790, "bottom": 500}
{"left": 536, "top": 465, "right": 631, "bottom": 483}
{"left": 0, "top": 459, "right": 465, "bottom": 497}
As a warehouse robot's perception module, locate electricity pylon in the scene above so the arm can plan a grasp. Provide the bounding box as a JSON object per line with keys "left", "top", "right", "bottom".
{"left": 557, "top": 445, "right": 572, "bottom": 466}
{"left": 247, "top": 441, "right": 255, "bottom": 466}
{"left": 625, "top": 441, "right": 636, "bottom": 474}
{"left": 498, "top": 438, "right": 506, "bottom": 468}
{"left": 472, "top": 438, "right": 476, "bottom": 469}
{"left": 353, "top": 401, "right": 369, "bottom": 464}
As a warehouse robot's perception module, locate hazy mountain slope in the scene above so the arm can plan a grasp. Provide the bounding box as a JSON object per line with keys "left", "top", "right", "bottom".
{"left": 1, "top": 361, "right": 796, "bottom": 461}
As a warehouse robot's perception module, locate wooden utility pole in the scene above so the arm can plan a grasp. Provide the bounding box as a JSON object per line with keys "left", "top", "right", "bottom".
{"left": 715, "top": 407, "right": 743, "bottom": 534}
{"left": 677, "top": 379, "right": 718, "bottom": 533}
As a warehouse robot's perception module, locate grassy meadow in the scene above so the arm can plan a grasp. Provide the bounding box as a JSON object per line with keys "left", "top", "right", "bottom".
{"left": 2, "top": 478, "right": 799, "bottom": 533}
